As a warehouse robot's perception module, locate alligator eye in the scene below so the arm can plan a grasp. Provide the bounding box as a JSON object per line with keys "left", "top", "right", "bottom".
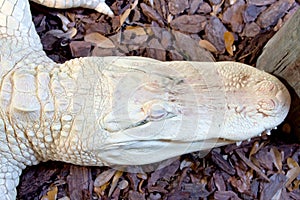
{"left": 149, "top": 104, "right": 168, "bottom": 120}
{"left": 142, "top": 100, "right": 175, "bottom": 121}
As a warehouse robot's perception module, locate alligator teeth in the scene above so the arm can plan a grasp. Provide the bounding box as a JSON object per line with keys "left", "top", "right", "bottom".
{"left": 258, "top": 133, "right": 262, "bottom": 137}
{"left": 247, "top": 138, "right": 251, "bottom": 142}
{"left": 236, "top": 141, "right": 242, "bottom": 146}
{"left": 266, "top": 129, "right": 271, "bottom": 135}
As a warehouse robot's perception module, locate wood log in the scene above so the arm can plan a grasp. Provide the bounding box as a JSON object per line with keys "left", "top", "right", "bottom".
{"left": 257, "top": 9, "right": 300, "bottom": 140}
{"left": 256, "top": 9, "right": 300, "bottom": 97}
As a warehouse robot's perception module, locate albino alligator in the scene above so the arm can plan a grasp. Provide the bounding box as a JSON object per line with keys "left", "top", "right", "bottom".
{"left": 0, "top": 0, "right": 291, "bottom": 199}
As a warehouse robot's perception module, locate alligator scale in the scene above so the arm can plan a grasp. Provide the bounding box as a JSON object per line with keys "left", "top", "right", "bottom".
{"left": 0, "top": 0, "right": 291, "bottom": 199}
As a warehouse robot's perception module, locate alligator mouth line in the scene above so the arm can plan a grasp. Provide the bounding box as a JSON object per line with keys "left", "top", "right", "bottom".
{"left": 99, "top": 138, "right": 237, "bottom": 151}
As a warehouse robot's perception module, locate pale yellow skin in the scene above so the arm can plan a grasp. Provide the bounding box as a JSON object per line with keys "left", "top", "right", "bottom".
{"left": 0, "top": 0, "right": 291, "bottom": 199}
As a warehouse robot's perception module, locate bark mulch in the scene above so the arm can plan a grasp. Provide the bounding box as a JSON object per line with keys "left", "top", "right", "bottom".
{"left": 17, "top": 0, "right": 300, "bottom": 199}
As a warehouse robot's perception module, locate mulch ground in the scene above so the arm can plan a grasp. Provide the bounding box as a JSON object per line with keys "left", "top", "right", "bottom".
{"left": 17, "top": 0, "right": 300, "bottom": 199}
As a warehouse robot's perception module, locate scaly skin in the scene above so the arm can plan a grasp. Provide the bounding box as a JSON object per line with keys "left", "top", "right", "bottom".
{"left": 31, "top": 0, "right": 114, "bottom": 16}
{"left": 0, "top": 0, "right": 291, "bottom": 199}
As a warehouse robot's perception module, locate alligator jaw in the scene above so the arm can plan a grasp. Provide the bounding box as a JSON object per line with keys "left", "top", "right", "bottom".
{"left": 97, "top": 138, "right": 233, "bottom": 166}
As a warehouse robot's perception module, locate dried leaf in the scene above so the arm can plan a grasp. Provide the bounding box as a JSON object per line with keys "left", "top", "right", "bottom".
{"left": 45, "top": 27, "right": 77, "bottom": 39}
{"left": 66, "top": 12, "right": 76, "bottom": 22}
{"left": 137, "top": 173, "right": 147, "bottom": 180}
{"left": 56, "top": 13, "right": 70, "bottom": 32}
{"left": 199, "top": 39, "right": 218, "bottom": 53}
{"left": 249, "top": 141, "right": 260, "bottom": 157}
{"left": 120, "top": 0, "right": 139, "bottom": 26}
{"left": 41, "top": 185, "right": 58, "bottom": 200}
{"left": 285, "top": 167, "right": 300, "bottom": 187}
{"left": 290, "top": 180, "right": 300, "bottom": 191}
{"left": 125, "top": 26, "right": 147, "bottom": 36}
{"left": 94, "top": 169, "right": 116, "bottom": 187}
{"left": 108, "top": 170, "right": 123, "bottom": 197}
{"left": 211, "top": 0, "right": 225, "bottom": 16}
{"left": 224, "top": 31, "right": 235, "bottom": 56}
{"left": 120, "top": 9, "right": 131, "bottom": 26}
{"left": 287, "top": 157, "right": 299, "bottom": 169}
{"left": 84, "top": 32, "right": 115, "bottom": 48}
{"left": 138, "top": 179, "right": 145, "bottom": 193}
{"left": 94, "top": 181, "right": 110, "bottom": 197}
{"left": 270, "top": 147, "right": 282, "bottom": 172}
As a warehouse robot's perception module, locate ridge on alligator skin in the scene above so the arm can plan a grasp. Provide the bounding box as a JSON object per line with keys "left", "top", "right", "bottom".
{"left": 0, "top": 0, "right": 291, "bottom": 199}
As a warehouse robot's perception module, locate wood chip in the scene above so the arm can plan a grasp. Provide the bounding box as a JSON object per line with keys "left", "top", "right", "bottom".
{"left": 243, "top": 5, "right": 266, "bottom": 23}
{"left": 168, "top": 0, "right": 189, "bottom": 15}
{"left": 260, "top": 173, "right": 287, "bottom": 199}
{"left": 235, "top": 149, "right": 270, "bottom": 181}
{"left": 140, "top": 3, "right": 164, "bottom": 26}
{"left": 84, "top": 32, "right": 115, "bottom": 48}
{"left": 170, "top": 15, "right": 206, "bottom": 33}
{"left": 196, "top": 2, "right": 212, "bottom": 14}
{"left": 211, "top": 150, "right": 236, "bottom": 175}
{"left": 66, "top": 166, "right": 92, "bottom": 200}
{"left": 205, "top": 16, "right": 227, "bottom": 52}
{"left": 222, "top": 0, "right": 245, "bottom": 33}
{"left": 242, "top": 22, "right": 261, "bottom": 37}
{"left": 257, "top": 0, "right": 294, "bottom": 28}
{"left": 199, "top": 39, "right": 218, "bottom": 53}
{"left": 69, "top": 41, "right": 92, "bottom": 57}
{"left": 248, "top": 0, "right": 277, "bottom": 6}
{"left": 189, "top": 0, "right": 204, "bottom": 14}
{"left": 214, "top": 190, "right": 242, "bottom": 200}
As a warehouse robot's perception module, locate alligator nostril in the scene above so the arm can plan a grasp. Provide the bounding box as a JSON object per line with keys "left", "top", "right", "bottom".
{"left": 259, "top": 99, "right": 275, "bottom": 111}
{"left": 257, "top": 80, "right": 276, "bottom": 93}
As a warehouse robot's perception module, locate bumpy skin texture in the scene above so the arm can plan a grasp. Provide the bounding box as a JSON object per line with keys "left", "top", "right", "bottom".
{"left": 31, "top": 0, "right": 114, "bottom": 16}
{"left": 0, "top": 0, "right": 291, "bottom": 199}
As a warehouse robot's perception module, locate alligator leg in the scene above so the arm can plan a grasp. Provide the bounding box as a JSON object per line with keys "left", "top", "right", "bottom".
{"left": 0, "top": 117, "right": 33, "bottom": 200}
{"left": 30, "top": 0, "right": 114, "bottom": 16}
{"left": 0, "top": 162, "right": 22, "bottom": 200}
